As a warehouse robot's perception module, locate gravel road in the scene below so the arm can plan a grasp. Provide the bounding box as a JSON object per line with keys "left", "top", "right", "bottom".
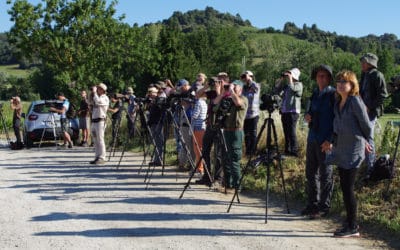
{"left": 0, "top": 145, "right": 388, "bottom": 249}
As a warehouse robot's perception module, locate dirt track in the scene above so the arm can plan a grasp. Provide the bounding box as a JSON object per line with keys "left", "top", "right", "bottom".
{"left": 0, "top": 146, "right": 389, "bottom": 249}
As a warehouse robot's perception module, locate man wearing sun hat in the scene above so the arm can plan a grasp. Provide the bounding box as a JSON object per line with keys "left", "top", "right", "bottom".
{"left": 359, "top": 53, "right": 388, "bottom": 178}
{"left": 89, "top": 83, "right": 109, "bottom": 164}
{"left": 213, "top": 79, "right": 248, "bottom": 193}
{"left": 275, "top": 67, "right": 303, "bottom": 157}
{"left": 241, "top": 70, "right": 260, "bottom": 156}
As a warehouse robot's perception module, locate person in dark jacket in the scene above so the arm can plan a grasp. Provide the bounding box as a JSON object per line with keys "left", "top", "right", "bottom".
{"left": 302, "top": 65, "right": 335, "bottom": 219}
{"left": 359, "top": 53, "right": 388, "bottom": 177}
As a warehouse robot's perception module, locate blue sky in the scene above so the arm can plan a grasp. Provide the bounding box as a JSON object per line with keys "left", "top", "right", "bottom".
{"left": 1, "top": 0, "right": 399, "bottom": 38}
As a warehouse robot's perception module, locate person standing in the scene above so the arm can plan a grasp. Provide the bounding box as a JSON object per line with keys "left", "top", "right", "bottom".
{"left": 10, "top": 96, "right": 23, "bottom": 148}
{"left": 302, "top": 65, "right": 335, "bottom": 218}
{"left": 50, "top": 92, "right": 73, "bottom": 148}
{"left": 325, "top": 70, "right": 372, "bottom": 238}
{"left": 147, "top": 86, "right": 164, "bottom": 166}
{"left": 213, "top": 80, "right": 248, "bottom": 193}
{"left": 359, "top": 53, "right": 388, "bottom": 178}
{"left": 241, "top": 70, "right": 260, "bottom": 156}
{"left": 195, "top": 73, "right": 227, "bottom": 186}
{"left": 275, "top": 68, "right": 303, "bottom": 157}
{"left": 191, "top": 88, "right": 208, "bottom": 174}
{"left": 108, "top": 93, "right": 123, "bottom": 145}
{"left": 78, "top": 90, "right": 90, "bottom": 146}
{"left": 126, "top": 87, "right": 136, "bottom": 138}
{"left": 90, "top": 83, "right": 109, "bottom": 164}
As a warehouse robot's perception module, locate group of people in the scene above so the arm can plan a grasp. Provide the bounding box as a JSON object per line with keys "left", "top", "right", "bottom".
{"left": 302, "top": 53, "right": 387, "bottom": 238}
{"left": 137, "top": 52, "right": 388, "bottom": 238}
{"left": 8, "top": 51, "right": 388, "bottom": 238}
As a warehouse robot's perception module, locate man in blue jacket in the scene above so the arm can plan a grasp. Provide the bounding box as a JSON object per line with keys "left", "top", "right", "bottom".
{"left": 302, "top": 65, "right": 335, "bottom": 218}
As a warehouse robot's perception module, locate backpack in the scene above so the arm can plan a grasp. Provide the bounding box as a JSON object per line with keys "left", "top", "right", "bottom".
{"left": 369, "top": 156, "right": 395, "bottom": 181}
{"left": 66, "top": 102, "right": 76, "bottom": 119}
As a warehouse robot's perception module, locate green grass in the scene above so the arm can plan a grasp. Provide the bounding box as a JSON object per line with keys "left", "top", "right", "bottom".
{"left": 0, "top": 64, "right": 32, "bottom": 78}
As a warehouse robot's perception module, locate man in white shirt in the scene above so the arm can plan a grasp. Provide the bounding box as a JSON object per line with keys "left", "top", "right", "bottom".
{"left": 90, "top": 83, "right": 109, "bottom": 164}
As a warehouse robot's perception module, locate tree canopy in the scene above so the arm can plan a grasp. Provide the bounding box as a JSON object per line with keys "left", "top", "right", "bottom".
{"left": 3, "top": 2, "right": 400, "bottom": 110}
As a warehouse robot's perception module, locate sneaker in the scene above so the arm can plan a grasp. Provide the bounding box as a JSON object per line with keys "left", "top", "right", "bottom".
{"left": 68, "top": 142, "right": 73, "bottom": 148}
{"left": 94, "top": 159, "right": 105, "bottom": 165}
{"left": 333, "top": 226, "right": 360, "bottom": 238}
{"left": 89, "top": 158, "right": 99, "bottom": 164}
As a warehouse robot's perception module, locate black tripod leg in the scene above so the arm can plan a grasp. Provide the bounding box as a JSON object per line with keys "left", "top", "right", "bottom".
{"left": 265, "top": 161, "right": 271, "bottom": 223}
{"left": 278, "top": 155, "right": 290, "bottom": 213}
{"left": 227, "top": 119, "right": 269, "bottom": 213}
{"left": 179, "top": 155, "right": 212, "bottom": 199}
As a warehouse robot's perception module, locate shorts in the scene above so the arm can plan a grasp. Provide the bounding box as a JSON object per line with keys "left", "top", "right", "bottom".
{"left": 79, "top": 117, "right": 90, "bottom": 129}
{"left": 60, "top": 118, "right": 69, "bottom": 133}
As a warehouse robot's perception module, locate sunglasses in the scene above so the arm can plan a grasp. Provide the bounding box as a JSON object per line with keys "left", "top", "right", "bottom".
{"left": 336, "top": 80, "right": 348, "bottom": 84}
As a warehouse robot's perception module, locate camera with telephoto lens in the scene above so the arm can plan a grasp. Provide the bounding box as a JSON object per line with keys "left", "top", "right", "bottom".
{"left": 260, "top": 94, "right": 282, "bottom": 113}
{"left": 214, "top": 97, "right": 233, "bottom": 128}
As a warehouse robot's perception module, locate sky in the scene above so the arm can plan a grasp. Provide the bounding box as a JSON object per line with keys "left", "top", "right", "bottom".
{"left": 1, "top": 0, "right": 400, "bottom": 38}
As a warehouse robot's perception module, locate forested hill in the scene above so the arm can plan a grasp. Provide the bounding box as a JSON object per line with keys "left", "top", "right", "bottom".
{"left": 160, "top": 6, "right": 252, "bottom": 32}
{"left": 160, "top": 7, "right": 400, "bottom": 63}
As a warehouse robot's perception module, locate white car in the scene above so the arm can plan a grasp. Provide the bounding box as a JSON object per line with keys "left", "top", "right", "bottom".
{"left": 23, "top": 100, "right": 79, "bottom": 148}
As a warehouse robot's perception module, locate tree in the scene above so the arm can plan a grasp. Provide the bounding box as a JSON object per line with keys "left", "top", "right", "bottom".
{"left": 7, "top": 0, "right": 151, "bottom": 99}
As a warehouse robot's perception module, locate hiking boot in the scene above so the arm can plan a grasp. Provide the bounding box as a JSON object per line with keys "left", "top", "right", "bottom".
{"left": 333, "top": 225, "right": 360, "bottom": 238}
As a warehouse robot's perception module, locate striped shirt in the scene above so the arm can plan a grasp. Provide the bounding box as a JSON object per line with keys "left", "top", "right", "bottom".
{"left": 191, "top": 98, "right": 207, "bottom": 131}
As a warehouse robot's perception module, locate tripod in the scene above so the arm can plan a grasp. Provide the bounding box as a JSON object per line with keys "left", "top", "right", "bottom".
{"left": 179, "top": 124, "right": 228, "bottom": 199}
{"left": 39, "top": 112, "right": 58, "bottom": 148}
{"left": 227, "top": 111, "right": 290, "bottom": 223}
{"left": 0, "top": 106, "right": 11, "bottom": 147}
{"left": 141, "top": 106, "right": 167, "bottom": 189}
{"left": 108, "top": 105, "right": 126, "bottom": 161}
{"left": 116, "top": 107, "right": 142, "bottom": 169}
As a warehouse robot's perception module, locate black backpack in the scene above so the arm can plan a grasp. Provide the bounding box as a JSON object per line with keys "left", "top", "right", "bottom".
{"left": 369, "top": 156, "right": 395, "bottom": 181}
{"left": 369, "top": 126, "right": 399, "bottom": 181}
{"left": 66, "top": 102, "right": 76, "bottom": 119}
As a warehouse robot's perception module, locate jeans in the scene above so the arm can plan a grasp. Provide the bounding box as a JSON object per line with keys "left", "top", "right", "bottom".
{"left": 281, "top": 112, "right": 299, "bottom": 153}
{"left": 202, "top": 127, "right": 223, "bottom": 182}
{"left": 305, "top": 140, "right": 334, "bottom": 211}
{"left": 244, "top": 116, "right": 259, "bottom": 156}
{"left": 366, "top": 117, "right": 377, "bottom": 173}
